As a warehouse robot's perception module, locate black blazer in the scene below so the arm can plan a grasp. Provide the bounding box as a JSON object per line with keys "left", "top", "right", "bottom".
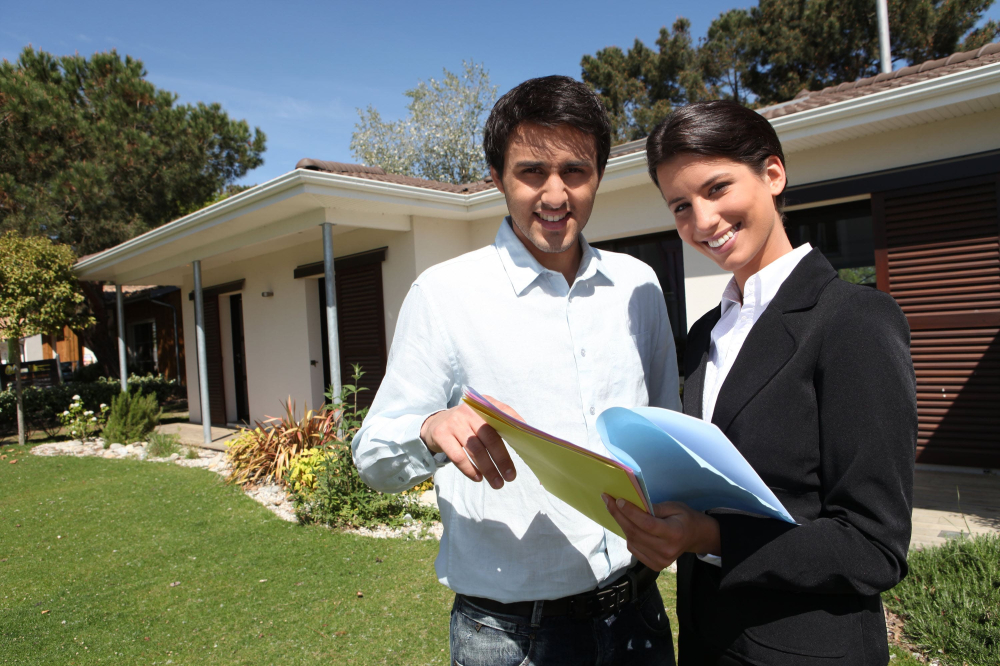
{"left": 676, "top": 249, "right": 917, "bottom": 666}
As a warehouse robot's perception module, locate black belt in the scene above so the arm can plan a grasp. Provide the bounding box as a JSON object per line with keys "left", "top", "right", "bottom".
{"left": 461, "top": 564, "right": 658, "bottom": 620}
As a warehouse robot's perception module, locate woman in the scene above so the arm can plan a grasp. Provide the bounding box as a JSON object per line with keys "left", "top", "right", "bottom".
{"left": 604, "top": 101, "right": 916, "bottom": 665}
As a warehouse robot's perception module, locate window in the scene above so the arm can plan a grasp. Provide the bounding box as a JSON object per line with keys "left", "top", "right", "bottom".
{"left": 784, "top": 199, "right": 876, "bottom": 286}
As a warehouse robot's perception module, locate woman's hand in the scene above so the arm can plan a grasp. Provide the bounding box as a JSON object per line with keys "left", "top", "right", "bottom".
{"left": 603, "top": 495, "right": 722, "bottom": 572}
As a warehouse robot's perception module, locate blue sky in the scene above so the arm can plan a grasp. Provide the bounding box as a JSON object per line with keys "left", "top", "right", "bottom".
{"left": 3, "top": 0, "right": 998, "bottom": 186}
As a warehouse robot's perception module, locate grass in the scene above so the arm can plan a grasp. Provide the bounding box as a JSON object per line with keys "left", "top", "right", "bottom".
{"left": 884, "top": 533, "right": 1000, "bottom": 666}
{"left": 0, "top": 443, "right": 678, "bottom": 665}
{"left": 146, "top": 432, "right": 183, "bottom": 458}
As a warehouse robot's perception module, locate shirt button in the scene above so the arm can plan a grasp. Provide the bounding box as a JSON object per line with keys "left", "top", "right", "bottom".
{"left": 590, "top": 406, "right": 596, "bottom": 415}
{"left": 580, "top": 348, "right": 586, "bottom": 357}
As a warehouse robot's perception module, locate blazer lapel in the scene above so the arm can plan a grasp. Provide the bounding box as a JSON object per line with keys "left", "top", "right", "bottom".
{"left": 711, "top": 310, "right": 796, "bottom": 434}
{"left": 711, "top": 248, "right": 837, "bottom": 434}
{"left": 683, "top": 307, "right": 720, "bottom": 419}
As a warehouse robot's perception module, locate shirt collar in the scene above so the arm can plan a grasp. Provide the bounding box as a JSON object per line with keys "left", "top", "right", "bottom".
{"left": 720, "top": 243, "right": 814, "bottom": 314}
{"left": 494, "top": 217, "right": 613, "bottom": 296}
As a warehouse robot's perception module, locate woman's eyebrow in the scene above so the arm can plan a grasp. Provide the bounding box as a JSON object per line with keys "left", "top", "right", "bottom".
{"left": 669, "top": 172, "right": 734, "bottom": 204}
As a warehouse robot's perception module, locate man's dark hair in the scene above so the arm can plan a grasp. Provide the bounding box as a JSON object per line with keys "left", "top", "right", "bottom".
{"left": 483, "top": 75, "right": 612, "bottom": 178}
{"left": 646, "top": 100, "right": 787, "bottom": 209}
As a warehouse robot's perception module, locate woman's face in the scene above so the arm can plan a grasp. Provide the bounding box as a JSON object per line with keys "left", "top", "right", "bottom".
{"left": 655, "top": 154, "right": 789, "bottom": 288}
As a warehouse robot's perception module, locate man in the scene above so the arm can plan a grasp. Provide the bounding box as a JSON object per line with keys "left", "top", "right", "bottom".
{"left": 353, "top": 75, "right": 681, "bottom": 665}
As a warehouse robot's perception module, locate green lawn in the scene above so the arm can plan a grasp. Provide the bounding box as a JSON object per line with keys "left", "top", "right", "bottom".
{"left": 0, "top": 445, "right": 678, "bottom": 665}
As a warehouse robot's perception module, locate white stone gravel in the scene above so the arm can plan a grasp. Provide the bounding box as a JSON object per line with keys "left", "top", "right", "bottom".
{"left": 31, "top": 438, "right": 443, "bottom": 540}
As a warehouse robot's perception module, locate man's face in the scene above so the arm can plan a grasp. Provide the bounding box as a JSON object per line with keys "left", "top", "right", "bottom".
{"left": 492, "top": 123, "right": 602, "bottom": 258}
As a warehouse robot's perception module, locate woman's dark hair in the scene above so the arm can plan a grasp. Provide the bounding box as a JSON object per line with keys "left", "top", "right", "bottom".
{"left": 646, "top": 100, "right": 786, "bottom": 209}
{"left": 483, "top": 75, "right": 612, "bottom": 178}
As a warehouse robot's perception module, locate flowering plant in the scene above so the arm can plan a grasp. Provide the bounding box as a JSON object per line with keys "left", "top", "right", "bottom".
{"left": 58, "top": 395, "right": 109, "bottom": 442}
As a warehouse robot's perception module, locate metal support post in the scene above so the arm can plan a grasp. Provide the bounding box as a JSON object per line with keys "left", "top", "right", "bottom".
{"left": 116, "top": 284, "right": 128, "bottom": 392}
{"left": 876, "top": 0, "right": 892, "bottom": 74}
{"left": 193, "top": 261, "right": 213, "bottom": 445}
{"left": 322, "top": 223, "right": 343, "bottom": 410}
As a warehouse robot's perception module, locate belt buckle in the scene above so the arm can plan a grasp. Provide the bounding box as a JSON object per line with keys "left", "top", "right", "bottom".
{"left": 595, "top": 581, "right": 629, "bottom": 618}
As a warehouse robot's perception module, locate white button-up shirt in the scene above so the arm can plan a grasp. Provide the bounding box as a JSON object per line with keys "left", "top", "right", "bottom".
{"left": 353, "top": 219, "right": 681, "bottom": 603}
{"left": 702, "top": 243, "right": 813, "bottom": 422}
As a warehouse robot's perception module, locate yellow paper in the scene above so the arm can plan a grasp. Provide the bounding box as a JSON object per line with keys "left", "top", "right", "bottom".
{"left": 468, "top": 405, "right": 648, "bottom": 540}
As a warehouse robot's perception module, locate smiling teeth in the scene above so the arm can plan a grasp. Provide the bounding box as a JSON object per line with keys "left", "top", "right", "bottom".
{"left": 538, "top": 212, "right": 567, "bottom": 222}
{"left": 707, "top": 228, "right": 736, "bottom": 248}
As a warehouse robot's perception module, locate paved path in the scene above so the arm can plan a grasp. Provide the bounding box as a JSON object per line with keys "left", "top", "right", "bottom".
{"left": 155, "top": 422, "right": 239, "bottom": 451}
{"left": 911, "top": 467, "right": 1000, "bottom": 550}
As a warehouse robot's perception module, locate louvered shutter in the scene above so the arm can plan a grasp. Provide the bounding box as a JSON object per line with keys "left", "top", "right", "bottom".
{"left": 202, "top": 295, "right": 228, "bottom": 426}
{"left": 873, "top": 175, "right": 1000, "bottom": 468}
{"left": 318, "top": 252, "right": 388, "bottom": 410}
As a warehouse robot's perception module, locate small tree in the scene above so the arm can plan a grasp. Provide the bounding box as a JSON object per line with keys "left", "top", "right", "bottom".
{"left": 0, "top": 232, "right": 93, "bottom": 445}
{"left": 350, "top": 61, "right": 497, "bottom": 184}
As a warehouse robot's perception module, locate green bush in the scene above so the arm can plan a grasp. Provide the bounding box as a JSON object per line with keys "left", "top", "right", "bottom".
{"left": 103, "top": 390, "right": 161, "bottom": 446}
{"left": 0, "top": 373, "right": 179, "bottom": 438}
{"left": 288, "top": 365, "right": 440, "bottom": 529}
{"left": 884, "top": 533, "right": 1000, "bottom": 666}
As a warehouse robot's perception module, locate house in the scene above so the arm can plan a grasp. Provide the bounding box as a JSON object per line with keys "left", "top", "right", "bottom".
{"left": 74, "top": 43, "right": 1000, "bottom": 468}
{"left": 99, "top": 285, "right": 186, "bottom": 383}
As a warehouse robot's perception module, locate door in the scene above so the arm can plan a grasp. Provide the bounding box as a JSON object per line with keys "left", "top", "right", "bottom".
{"left": 230, "top": 294, "right": 250, "bottom": 423}
{"left": 873, "top": 175, "right": 1000, "bottom": 468}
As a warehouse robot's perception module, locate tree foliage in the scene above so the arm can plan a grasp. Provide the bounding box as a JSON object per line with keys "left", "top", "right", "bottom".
{"left": 350, "top": 61, "right": 497, "bottom": 184}
{"left": 0, "top": 231, "right": 94, "bottom": 444}
{"left": 0, "top": 231, "right": 92, "bottom": 341}
{"left": 582, "top": 19, "right": 708, "bottom": 143}
{"left": 581, "top": 0, "right": 1000, "bottom": 139}
{"left": 0, "top": 47, "right": 266, "bottom": 256}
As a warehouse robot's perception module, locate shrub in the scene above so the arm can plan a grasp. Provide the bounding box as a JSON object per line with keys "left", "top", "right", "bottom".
{"left": 884, "top": 533, "right": 1000, "bottom": 665}
{"left": 0, "top": 374, "right": 178, "bottom": 438}
{"left": 146, "top": 431, "right": 182, "bottom": 458}
{"left": 57, "top": 394, "right": 109, "bottom": 441}
{"left": 103, "top": 390, "right": 161, "bottom": 446}
{"left": 287, "top": 365, "right": 440, "bottom": 528}
{"left": 226, "top": 400, "right": 338, "bottom": 487}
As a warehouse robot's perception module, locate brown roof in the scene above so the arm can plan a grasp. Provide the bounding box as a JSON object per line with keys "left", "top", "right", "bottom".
{"left": 295, "top": 158, "right": 497, "bottom": 194}
{"left": 299, "top": 43, "right": 1000, "bottom": 193}
{"left": 759, "top": 41, "right": 1000, "bottom": 119}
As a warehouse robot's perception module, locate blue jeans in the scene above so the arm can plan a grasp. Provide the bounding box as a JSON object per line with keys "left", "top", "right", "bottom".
{"left": 449, "top": 587, "right": 676, "bottom": 666}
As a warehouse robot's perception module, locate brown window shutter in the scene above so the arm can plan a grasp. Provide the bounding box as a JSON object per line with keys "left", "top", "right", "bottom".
{"left": 202, "top": 295, "right": 228, "bottom": 426}
{"left": 874, "top": 175, "right": 1000, "bottom": 468}
{"left": 334, "top": 261, "right": 387, "bottom": 409}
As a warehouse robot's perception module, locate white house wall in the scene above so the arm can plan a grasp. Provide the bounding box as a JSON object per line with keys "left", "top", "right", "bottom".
{"left": 182, "top": 225, "right": 418, "bottom": 426}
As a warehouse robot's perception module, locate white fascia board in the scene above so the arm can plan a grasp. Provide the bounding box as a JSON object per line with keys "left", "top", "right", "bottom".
{"left": 75, "top": 171, "right": 308, "bottom": 278}
{"left": 770, "top": 62, "right": 1000, "bottom": 145}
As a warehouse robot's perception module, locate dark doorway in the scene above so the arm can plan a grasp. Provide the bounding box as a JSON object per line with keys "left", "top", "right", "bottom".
{"left": 591, "top": 230, "right": 687, "bottom": 371}
{"left": 230, "top": 294, "right": 250, "bottom": 423}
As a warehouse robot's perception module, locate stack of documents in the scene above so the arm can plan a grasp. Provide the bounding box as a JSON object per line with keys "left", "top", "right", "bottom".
{"left": 463, "top": 388, "right": 794, "bottom": 539}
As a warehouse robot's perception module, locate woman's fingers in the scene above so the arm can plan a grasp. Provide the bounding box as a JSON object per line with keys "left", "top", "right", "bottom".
{"left": 604, "top": 494, "right": 686, "bottom": 567}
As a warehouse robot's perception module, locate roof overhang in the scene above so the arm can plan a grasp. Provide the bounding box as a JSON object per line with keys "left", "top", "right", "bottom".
{"left": 75, "top": 61, "right": 1000, "bottom": 285}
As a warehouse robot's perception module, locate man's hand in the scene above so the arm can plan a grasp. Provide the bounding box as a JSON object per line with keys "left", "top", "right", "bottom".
{"left": 603, "top": 495, "right": 721, "bottom": 571}
{"left": 420, "top": 396, "right": 521, "bottom": 489}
